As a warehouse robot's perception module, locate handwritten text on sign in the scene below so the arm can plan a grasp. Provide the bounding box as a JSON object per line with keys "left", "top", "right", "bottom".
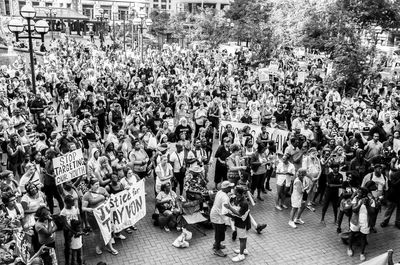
{"left": 94, "top": 180, "right": 147, "bottom": 243}
{"left": 219, "top": 120, "right": 289, "bottom": 153}
{"left": 110, "top": 180, "right": 146, "bottom": 232}
{"left": 53, "top": 149, "right": 87, "bottom": 185}
{"left": 93, "top": 201, "right": 112, "bottom": 245}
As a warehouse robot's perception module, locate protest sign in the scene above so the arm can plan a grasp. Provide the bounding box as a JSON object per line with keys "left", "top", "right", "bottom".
{"left": 165, "top": 118, "right": 175, "bottom": 131}
{"left": 219, "top": 121, "right": 289, "bottom": 153}
{"left": 13, "top": 231, "right": 32, "bottom": 264}
{"left": 94, "top": 180, "right": 147, "bottom": 242}
{"left": 258, "top": 68, "right": 270, "bottom": 83}
{"left": 269, "top": 62, "right": 279, "bottom": 74}
{"left": 93, "top": 200, "right": 113, "bottom": 245}
{"left": 297, "top": 71, "right": 307, "bottom": 84}
{"left": 53, "top": 149, "right": 86, "bottom": 185}
{"left": 110, "top": 180, "right": 147, "bottom": 233}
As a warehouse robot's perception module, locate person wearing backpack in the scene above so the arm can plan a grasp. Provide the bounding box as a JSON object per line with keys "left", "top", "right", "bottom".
{"left": 361, "top": 163, "right": 388, "bottom": 233}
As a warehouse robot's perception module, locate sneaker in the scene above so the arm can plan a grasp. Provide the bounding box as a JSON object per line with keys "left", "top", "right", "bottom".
{"left": 360, "top": 254, "right": 366, "bottom": 261}
{"left": 257, "top": 196, "right": 264, "bottom": 201}
{"left": 213, "top": 249, "right": 227, "bottom": 257}
{"left": 294, "top": 218, "right": 305, "bottom": 225}
{"left": 256, "top": 224, "right": 267, "bottom": 234}
{"left": 306, "top": 205, "right": 316, "bottom": 212}
{"left": 233, "top": 249, "right": 249, "bottom": 255}
{"left": 164, "top": 226, "right": 170, "bottom": 232}
{"left": 115, "top": 234, "right": 126, "bottom": 240}
{"left": 275, "top": 205, "right": 283, "bottom": 211}
{"left": 347, "top": 248, "right": 353, "bottom": 257}
{"left": 288, "top": 221, "right": 297, "bottom": 229}
{"left": 232, "top": 254, "right": 245, "bottom": 262}
{"left": 370, "top": 227, "right": 377, "bottom": 233}
{"left": 213, "top": 244, "right": 226, "bottom": 250}
{"left": 336, "top": 227, "right": 342, "bottom": 233}
{"left": 380, "top": 222, "right": 388, "bottom": 228}
{"left": 281, "top": 204, "right": 288, "bottom": 209}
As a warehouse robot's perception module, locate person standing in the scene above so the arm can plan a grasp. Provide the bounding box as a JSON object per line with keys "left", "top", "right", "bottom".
{"left": 225, "top": 186, "right": 251, "bottom": 262}
{"left": 210, "top": 181, "right": 234, "bottom": 257}
{"left": 321, "top": 163, "right": 343, "bottom": 224}
{"left": 288, "top": 169, "right": 307, "bottom": 229}
{"left": 275, "top": 154, "right": 295, "bottom": 210}
{"left": 381, "top": 170, "right": 400, "bottom": 229}
{"left": 214, "top": 137, "right": 231, "bottom": 189}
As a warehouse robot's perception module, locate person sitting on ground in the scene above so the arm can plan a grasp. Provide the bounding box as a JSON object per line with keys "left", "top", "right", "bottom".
{"left": 156, "top": 182, "right": 181, "bottom": 232}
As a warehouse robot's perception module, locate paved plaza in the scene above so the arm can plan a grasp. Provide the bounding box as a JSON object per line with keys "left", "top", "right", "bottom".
{"left": 56, "top": 176, "right": 400, "bottom": 265}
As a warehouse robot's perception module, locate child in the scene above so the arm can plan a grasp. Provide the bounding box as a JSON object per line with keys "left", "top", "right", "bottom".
{"left": 70, "top": 219, "right": 83, "bottom": 265}
{"left": 60, "top": 195, "right": 80, "bottom": 265}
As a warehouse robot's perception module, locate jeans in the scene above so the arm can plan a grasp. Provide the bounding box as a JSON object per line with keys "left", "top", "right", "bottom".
{"left": 63, "top": 230, "right": 72, "bottom": 265}
{"left": 383, "top": 200, "right": 400, "bottom": 226}
{"left": 251, "top": 173, "right": 264, "bottom": 196}
{"left": 321, "top": 190, "right": 339, "bottom": 221}
{"left": 213, "top": 223, "right": 226, "bottom": 250}
{"left": 70, "top": 248, "right": 83, "bottom": 265}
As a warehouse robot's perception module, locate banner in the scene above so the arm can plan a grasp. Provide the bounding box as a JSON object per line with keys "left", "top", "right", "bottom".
{"left": 110, "top": 180, "right": 146, "bottom": 233}
{"left": 53, "top": 149, "right": 86, "bottom": 185}
{"left": 93, "top": 200, "right": 112, "bottom": 245}
{"left": 297, "top": 71, "right": 307, "bottom": 84}
{"left": 13, "top": 231, "right": 32, "bottom": 264}
{"left": 219, "top": 120, "right": 289, "bottom": 153}
{"left": 94, "top": 180, "right": 147, "bottom": 243}
{"left": 257, "top": 68, "right": 269, "bottom": 83}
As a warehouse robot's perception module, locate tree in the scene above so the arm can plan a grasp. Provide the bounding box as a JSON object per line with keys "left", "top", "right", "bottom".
{"left": 225, "top": 0, "right": 274, "bottom": 61}
{"left": 190, "top": 8, "right": 230, "bottom": 48}
{"left": 149, "top": 10, "right": 171, "bottom": 37}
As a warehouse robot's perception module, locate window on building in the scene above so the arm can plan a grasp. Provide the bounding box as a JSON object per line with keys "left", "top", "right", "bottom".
{"left": 161, "top": 0, "right": 166, "bottom": 2}
{"left": 153, "top": 4, "right": 159, "bottom": 8}
{"left": 82, "top": 5, "right": 94, "bottom": 19}
{"left": 67, "top": 3, "right": 71, "bottom": 8}
{"left": 45, "top": 3, "right": 52, "bottom": 6}
{"left": 161, "top": 4, "right": 166, "bottom": 9}
{"left": 32, "top": 2, "right": 39, "bottom": 6}
{"left": 118, "top": 8, "right": 128, "bottom": 20}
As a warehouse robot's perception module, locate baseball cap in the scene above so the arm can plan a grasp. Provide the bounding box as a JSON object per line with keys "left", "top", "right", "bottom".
{"left": 221, "top": 181, "right": 234, "bottom": 189}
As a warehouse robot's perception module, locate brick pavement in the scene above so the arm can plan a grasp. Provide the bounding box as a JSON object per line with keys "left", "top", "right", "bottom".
{"left": 56, "top": 175, "right": 400, "bottom": 265}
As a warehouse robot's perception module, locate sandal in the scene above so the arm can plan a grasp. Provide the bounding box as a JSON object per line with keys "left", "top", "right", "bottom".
{"left": 95, "top": 247, "right": 103, "bottom": 255}
{"left": 106, "top": 248, "right": 119, "bottom": 256}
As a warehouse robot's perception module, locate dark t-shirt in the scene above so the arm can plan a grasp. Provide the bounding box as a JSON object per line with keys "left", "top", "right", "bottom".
{"left": 233, "top": 197, "right": 250, "bottom": 229}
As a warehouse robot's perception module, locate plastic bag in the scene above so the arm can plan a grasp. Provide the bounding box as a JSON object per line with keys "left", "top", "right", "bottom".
{"left": 172, "top": 233, "right": 189, "bottom": 248}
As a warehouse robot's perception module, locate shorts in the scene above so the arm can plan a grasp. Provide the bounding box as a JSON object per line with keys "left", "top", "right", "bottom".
{"left": 276, "top": 174, "right": 291, "bottom": 187}
{"left": 236, "top": 227, "right": 247, "bottom": 239}
{"left": 350, "top": 223, "right": 369, "bottom": 235}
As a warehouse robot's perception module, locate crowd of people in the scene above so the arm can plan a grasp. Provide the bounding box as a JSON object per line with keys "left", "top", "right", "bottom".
{"left": 0, "top": 34, "right": 399, "bottom": 265}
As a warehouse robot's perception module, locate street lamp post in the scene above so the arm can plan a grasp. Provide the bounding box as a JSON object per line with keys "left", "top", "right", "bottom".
{"left": 45, "top": 8, "right": 57, "bottom": 40}
{"left": 133, "top": 10, "right": 153, "bottom": 64}
{"left": 96, "top": 8, "right": 109, "bottom": 49}
{"left": 8, "top": 5, "right": 49, "bottom": 94}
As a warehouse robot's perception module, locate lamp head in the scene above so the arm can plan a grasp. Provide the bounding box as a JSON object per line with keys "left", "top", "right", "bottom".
{"left": 8, "top": 19, "right": 24, "bottom": 34}
{"left": 20, "top": 5, "right": 36, "bottom": 19}
{"left": 35, "top": 20, "right": 49, "bottom": 34}
{"left": 138, "top": 10, "right": 146, "bottom": 19}
{"left": 133, "top": 17, "right": 141, "bottom": 26}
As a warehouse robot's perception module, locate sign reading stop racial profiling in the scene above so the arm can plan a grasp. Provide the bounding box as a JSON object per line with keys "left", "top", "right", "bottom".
{"left": 53, "top": 149, "right": 87, "bottom": 185}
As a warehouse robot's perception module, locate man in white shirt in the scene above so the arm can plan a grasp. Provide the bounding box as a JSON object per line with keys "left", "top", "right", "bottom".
{"left": 168, "top": 144, "right": 185, "bottom": 195}
{"left": 210, "top": 181, "right": 234, "bottom": 257}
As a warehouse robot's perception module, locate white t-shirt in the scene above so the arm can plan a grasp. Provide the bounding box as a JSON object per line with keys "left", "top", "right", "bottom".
{"left": 169, "top": 151, "right": 185, "bottom": 173}
{"left": 71, "top": 235, "right": 82, "bottom": 250}
{"left": 210, "top": 190, "right": 230, "bottom": 225}
{"left": 60, "top": 206, "right": 80, "bottom": 225}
